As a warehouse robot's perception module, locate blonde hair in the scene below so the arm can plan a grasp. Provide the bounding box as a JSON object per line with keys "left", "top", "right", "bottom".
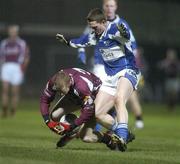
{"left": 54, "top": 71, "right": 70, "bottom": 92}
{"left": 103, "top": 0, "right": 118, "bottom": 5}
{"left": 8, "top": 25, "right": 20, "bottom": 32}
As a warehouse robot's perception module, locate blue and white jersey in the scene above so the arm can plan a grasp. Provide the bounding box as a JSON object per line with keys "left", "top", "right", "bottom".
{"left": 95, "top": 15, "right": 137, "bottom": 65}
{"left": 78, "top": 15, "right": 138, "bottom": 65}
{"left": 70, "top": 21, "right": 138, "bottom": 76}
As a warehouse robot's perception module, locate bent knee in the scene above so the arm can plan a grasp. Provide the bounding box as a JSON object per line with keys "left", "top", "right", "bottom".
{"left": 115, "top": 94, "right": 126, "bottom": 105}
{"left": 51, "top": 109, "right": 64, "bottom": 121}
{"left": 51, "top": 113, "right": 59, "bottom": 122}
{"left": 95, "top": 112, "right": 103, "bottom": 123}
{"left": 95, "top": 107, "right": 104, "bottom": 119}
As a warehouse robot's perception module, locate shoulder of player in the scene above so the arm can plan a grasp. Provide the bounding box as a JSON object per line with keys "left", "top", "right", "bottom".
{"left": 16, "top": 37, "right": 27, "bottom": 46}
{"left": 74, "top": 82, "right": 90, "bottom": 98}
{"left": 108, "top": 23, "right": 119, "bottom": 34}
{"left": 73, "top": 75, "right": 90, "bottom": 90}
{"left": 0, "top": 38, "right": 9, "bottom": 46}
{"left": 118, "top": 17, "right": 131, "bottom": 29}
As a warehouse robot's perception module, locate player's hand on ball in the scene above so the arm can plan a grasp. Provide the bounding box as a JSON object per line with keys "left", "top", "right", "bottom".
{"left": 59, "top": 122, "right": 79, "bottom": 137}
{"left": 58, "top": 114, "right": 79, "bottom": 136}
{"left": 64, "top": 124, "right": 80, "bottom": 137}
{"left": 117, "top": 23, "right": 130, "bottom": 39}
{"left": 47, "top": 121, "right": 64, "bottom": 135}
{"left": 56, "top": 33, "right": 69, "bottom": 45}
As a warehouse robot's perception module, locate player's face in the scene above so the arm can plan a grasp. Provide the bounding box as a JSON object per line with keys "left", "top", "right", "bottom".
{"left": 55, "top": 84, "right": 70, "bottom": 95}
{"left": 103, "top": 0, "right": 117, "bottom": 20}
{"left": 60, "top": 86, "right": 70, "bottom": 95}
{"left": 88, "top": 21, "right": 106, "bottom": 35}
{"left": 8, "top": 26, "right": 19, "bottom": 39}
{"left": 55, "top": 81, "right": 71, "bottom": 95}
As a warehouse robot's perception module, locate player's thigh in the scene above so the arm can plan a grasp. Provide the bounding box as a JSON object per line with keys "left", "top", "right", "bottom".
{"left": 1, "top": 63, "right": 11, "bottom": 83}
{"left": 95, "top": 90, "right": 114, "bottom": 116}
{"left": 11, "top": 65, "right": 23, "bottom": 86}
{"left": 2, "top": 63, "right": 23, "bottom": 86}
{"left": 116, "top": 77, "right": 134, "bottom": 104}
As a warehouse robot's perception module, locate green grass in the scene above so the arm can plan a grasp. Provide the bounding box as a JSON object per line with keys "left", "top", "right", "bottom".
{"left": 0, "top": 100, "right": 180, "bottom": 164}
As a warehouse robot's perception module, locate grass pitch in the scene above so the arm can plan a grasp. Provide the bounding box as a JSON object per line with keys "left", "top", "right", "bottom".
{"left": 0, "top": 100, "right": 180, "bottom": 164}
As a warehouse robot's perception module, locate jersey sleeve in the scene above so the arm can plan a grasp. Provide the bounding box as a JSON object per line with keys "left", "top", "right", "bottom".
{"left": 18, "top": 40, "right": 27, "bottom": 64}
{"left": 40, "top": 79, "right": 56, "bottom": 123}
{"left": 0, "top": 40, "right": 6, "bottom": 60}
{"left": 77, "top": 26, "right": 92, "bottom": 53}
{"left": 69, "top": 32, "right": 96, "bottom": 48}
{"left": 129, "top": 30, "right": 138, "bottom": 51}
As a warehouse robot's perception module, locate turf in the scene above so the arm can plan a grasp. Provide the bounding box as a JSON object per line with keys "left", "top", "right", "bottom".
{"left": 0, "top": 100, "right": 180, "bottom": 164}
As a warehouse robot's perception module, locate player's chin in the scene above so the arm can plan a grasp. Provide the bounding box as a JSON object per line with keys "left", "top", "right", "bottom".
{"left": 96, "top": 31, "right": 103, "bottom": 36}
{"left": 107, "top": 13, "right": 113, "bottom": 18}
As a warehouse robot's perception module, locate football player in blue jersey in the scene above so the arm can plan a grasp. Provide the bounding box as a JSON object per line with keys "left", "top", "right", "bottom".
{"left": 56, "top": 8, "right": 141, "bottom": 151}
{"left": 77, "top": 0, "right": 144, "bottom": 130}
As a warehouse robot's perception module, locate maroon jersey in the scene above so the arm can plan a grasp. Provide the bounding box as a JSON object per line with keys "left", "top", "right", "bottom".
{"left": 0, "top": 37, "right": 27, "bottom": 64}
{"left": 40, "top": 68, "right": 102, "bottom": 126}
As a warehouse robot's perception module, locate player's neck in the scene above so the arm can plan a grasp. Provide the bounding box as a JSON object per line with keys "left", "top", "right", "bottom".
{"left": 9, "top": 36, "right": 18, "bottom": 42}
{"left": 107, "top": 15, "right": 116, "bottom": 22}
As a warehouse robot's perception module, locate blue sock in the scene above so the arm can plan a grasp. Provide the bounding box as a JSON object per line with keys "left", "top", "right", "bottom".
{"left": 94, "top": 123, "right": 102, "bottom": 132}
{"left": 115, "top": 123, "right": 128, "bottom": 142}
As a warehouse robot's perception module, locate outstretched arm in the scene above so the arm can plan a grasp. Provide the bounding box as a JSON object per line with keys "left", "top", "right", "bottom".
{"left": 56, "top": 32, "right": 96, "bottom": 48}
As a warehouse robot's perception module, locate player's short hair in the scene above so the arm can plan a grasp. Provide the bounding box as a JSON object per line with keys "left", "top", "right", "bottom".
{"left": 54, "top": 71, "right": 70, "bottom": 93}
{"left": 103, "top": 0, "right": 118, "bottom": 5}
{"left": 8, "top": 24, "right": 20, "bottom": 32}
{"left": 87, "top": 8, "right": 106, "bottom": 23}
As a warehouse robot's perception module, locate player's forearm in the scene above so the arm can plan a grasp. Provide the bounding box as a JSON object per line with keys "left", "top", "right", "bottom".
{"left": 21, "top": 55, "right": 30, "bottom": 72}
{"left": 40, "top": 104, "right": 50, "bottom": 123}
{"left": 74, "top": 104, "right": 95, "bottom": 126}
{"left": 69, "top": 36, "right": 92, "bottom": 48}
{"left": 40, "top": 93, "right": 54, "bottom": 123}
{"left": 24, "top": 55, "right": 30, "bottom": 67}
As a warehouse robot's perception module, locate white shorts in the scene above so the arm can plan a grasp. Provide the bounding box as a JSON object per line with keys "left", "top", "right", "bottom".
{"left": 1, "top": 62, "right": 23, "bottom": 85}
{"left": 100, "top": 69, "right": 141, "bottom": 96}
{"left": 93, "top": 64, "right": 107, "bottom": 81}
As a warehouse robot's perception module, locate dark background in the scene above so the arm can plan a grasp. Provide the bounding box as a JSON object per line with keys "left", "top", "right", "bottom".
{"left": 0, "top": 0, "right": 180, "bottom": 102}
